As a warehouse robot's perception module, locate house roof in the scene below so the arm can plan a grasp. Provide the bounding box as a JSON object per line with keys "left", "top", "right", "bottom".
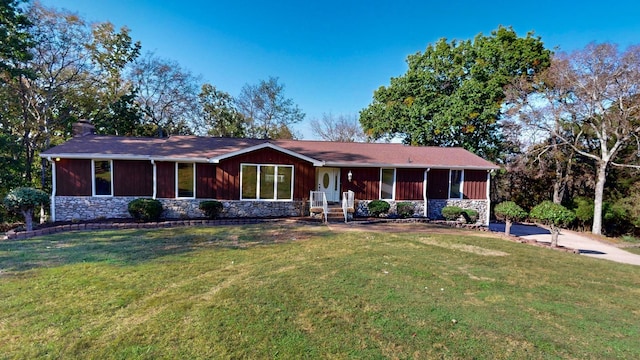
{"left": 40, "top": 135, "right": 499, "bottom": 170}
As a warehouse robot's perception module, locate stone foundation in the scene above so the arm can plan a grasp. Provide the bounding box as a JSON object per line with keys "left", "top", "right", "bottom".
{"left": 53, "top": 196, "right": 306, "bottom": 221}
{"left": 354, "top": 199, "right": 489, "bottom": 225}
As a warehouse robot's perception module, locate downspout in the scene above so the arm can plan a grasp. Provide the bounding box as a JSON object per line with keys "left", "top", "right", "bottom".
{"left": 485, "top": 170, "right": 492, "bottom": 226}
{"left": 151, "top": 159, "right": 157, "bottom": 199}
{"left": 47, "top": 157, "right": 56, "bottom": 222}
{"left": 423, "top": 168, "right": 430, "bottom": 218}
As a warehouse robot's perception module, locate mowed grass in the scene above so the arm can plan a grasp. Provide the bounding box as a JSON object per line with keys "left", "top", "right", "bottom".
{"left": 1, "top": 223, "right": 639, "bottom": 359}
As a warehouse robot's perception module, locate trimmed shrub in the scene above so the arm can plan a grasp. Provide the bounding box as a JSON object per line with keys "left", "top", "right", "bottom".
{"left": 396, "top": 202, "right": 415, "bottom": 218}
{"left": 462, "top": 209, "right": 479, "bottom": 223}
{"left": 441, "top": 206, "right": 463, "bottom": 221}
{"left": 494, "top": 201, "right": 527, "bottom": 236}
{"left": 3, "top": 187, "right": 50, "bottom": 231}
{"left": 530, "top": 201, "right": 575, "bottom": 247}
{"left": 128, "top": 198, "right": 163, "bottom": 222}
{"left": 199, "top": 200, "right": 224, "bottom": 219}
{"left": 368, "top": 200, "right": 390, "bottom": 217}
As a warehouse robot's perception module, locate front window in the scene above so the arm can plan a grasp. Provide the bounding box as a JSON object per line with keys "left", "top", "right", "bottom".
{"left": 449, "top": 170, "right": 463, "bottom": 199}
{"left": 380, "top": 168, "right": 395, "bottom": 200}
{"left": 241, "top": 164, "right": 293, "bottom": 201}
{"left": 177, "top": 163, "right": 195, "bottom": 198}
{"left": 93, "top": 160, "right": 112, "bottom": 196}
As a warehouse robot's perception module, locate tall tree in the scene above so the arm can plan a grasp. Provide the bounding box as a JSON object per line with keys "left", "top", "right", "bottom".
{"left": 509, "top": 43, "right": 640, "bottom": 235}
{"left": 130, "top": 52, "right": 201, "bottom": 137}
{"left": 236, "top": 77, "right": 304, "bottom": 139}
{"left": 360, "top": 26, "right": 551, "bottom": 161}
{"left": 0, "top": 0, "right": 32, "bottom": 79}
{"left": 199, "top": 83, "right": 246, "bottom": 137}
{"left": 310, "top": 113, "right": 365, "bottom": 142}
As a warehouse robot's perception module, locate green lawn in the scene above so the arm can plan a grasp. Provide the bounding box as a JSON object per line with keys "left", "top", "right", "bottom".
{"left": 1, "top": 223, "right": 639, "bottom": 359}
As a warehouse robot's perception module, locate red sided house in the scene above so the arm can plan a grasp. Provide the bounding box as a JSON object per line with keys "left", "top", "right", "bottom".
{"left": 40, "top": 122, "right": 499, "bottom": 224}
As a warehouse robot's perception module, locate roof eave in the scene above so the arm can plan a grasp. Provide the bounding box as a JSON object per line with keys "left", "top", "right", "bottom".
{"left": 208, "top": 142, "right": 325, "bottom": 166}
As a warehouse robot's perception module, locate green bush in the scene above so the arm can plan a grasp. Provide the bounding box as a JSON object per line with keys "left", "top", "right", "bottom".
{"left": 530, "top": 201, "right": 575, "bottom": 246}
{"left": 493, "top": 201, "right": 527, "bottom": 236}
{"left": 462, "top": 209, "right": 479, "bottom": 223}
{"left": 199, "top": 200, "right": 224, "bottom": 219}
{"left": 368, "top": 200, "right": 390, "bottom": 217}
{"left": 396, "top": 202, "right": 415, "bottom": 218}
{"left": 441, "top": 206, "right": 463, "bottom": 221}
{"left": 128, "top": 198, "right": 163, "bottom": 222}
{"left": 3, "top": 187, "right": 50, "bottom": 231}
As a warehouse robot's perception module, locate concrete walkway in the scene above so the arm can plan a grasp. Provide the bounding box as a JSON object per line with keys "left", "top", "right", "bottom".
{"left": 489, "top": 222, "right": 640, "bottom": 266}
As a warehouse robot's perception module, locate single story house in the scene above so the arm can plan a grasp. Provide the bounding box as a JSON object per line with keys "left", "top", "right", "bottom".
{"left": 40, "top": 121, "right": 499, "bottom": 224}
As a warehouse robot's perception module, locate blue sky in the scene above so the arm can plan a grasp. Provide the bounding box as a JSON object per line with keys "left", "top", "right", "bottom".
{"left": 40, "top": 0, "right": 640, "bottom": 139}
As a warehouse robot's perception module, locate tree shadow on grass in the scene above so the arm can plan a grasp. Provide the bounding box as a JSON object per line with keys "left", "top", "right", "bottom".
{"left": 0, "top": 224, "right": 331, "bottom": 273}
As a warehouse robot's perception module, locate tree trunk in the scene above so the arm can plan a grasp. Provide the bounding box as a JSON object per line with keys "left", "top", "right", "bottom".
{"left": 22, "top": 209, "right": 34, "bottom": 232}
{"left": 550, "top": 225, "right": 559, "bottom": 247}
{"left": 592, "top": 161, "right": 607, "bottom": 235}
{"left": 505, "top": 219, "right": 512, "bottom": 236}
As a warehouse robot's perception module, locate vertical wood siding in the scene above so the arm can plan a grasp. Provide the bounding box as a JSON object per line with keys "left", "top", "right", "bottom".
{"left": 463, "top": 170, "right": 487, "bottom": 200}
{"left": 156, "top": 161, "right": 175, "bottom": 198}
{"left": 215, "top": 148, "right": 316, "bottom": 200}
{"left": 113, "top": 160, "right": 153, "bottom": 196}
{"left": 56, "top": 159, "right": 91, "bottom": 196}
{"left": 196, "top": 163, "right": 216, "bottom": 198}
{"left": 396, "top": 168, "right": 425, "bottom": 200}
{"left": 427, "top": 169, "right": 449, "bottom": 199}
{"left": 342, "top": 167, "right": 380, "bottom": 200}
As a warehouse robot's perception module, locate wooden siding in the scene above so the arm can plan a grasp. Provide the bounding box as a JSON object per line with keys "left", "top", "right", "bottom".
{"left": 113, "top": 160, "right": 153, "bottom": 197}
{"left": 156, "top": 161, "right": 175, "bottom": 198}
{"left": 215, "top": 148, "right": 316, "bottom": 200}
{"left": 396, "top": 168, "right": 425, "bottom": 200}
{"left": 56, "top": 159, "right": 91, "bottom": 196}
{"left": 342, "top": 167, "right": 380, "bottom": 200}
{"left": 427, "top": 169, "right": 449, "bottom": 199}
{"left": 463, "top": 170, "right": 487, "bottom": 200}
{"left": 196, "top": 163, "right": 216, "bottom": 198}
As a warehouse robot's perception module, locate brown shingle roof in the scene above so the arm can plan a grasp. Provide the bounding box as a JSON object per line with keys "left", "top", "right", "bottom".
{"left": 41, "top": 135, "right": 498, "bottom": 170}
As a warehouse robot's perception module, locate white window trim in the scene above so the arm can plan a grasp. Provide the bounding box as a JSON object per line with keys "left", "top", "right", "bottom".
{"left": 92, "top": 159, "right": 113, "bottom": 197}
{"left": 379, "top": 168, "right": 396, "bottom": 200}
{"left": 448, "top": 169, "right": 464, "bottom": 199}
{"left": 240, "top": 163, "right": 294, "bottom": 201}
{"left": 175, "top": 162, "right": 196, "bottom": 199}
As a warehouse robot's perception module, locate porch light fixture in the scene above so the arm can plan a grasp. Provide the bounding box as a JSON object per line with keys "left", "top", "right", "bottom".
{"left": 347, "top": 170, "right": 353, "bottom": 182}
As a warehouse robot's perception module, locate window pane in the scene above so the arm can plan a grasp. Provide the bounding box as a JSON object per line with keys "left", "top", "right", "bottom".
{"left": 94, "top": 160, "right": 112, "bottom": 196}
{"left": 260, "top": 165, "right": 275, "bottom": 199}
{"left": 276, "top": 166, "right": 293, "bottom": 200}
{"left": 449, "top": 170, "right": 462, "bottom": 198}
{"left": 381, "top": 169, "right": 394, "bottom": 200}
{"left": 177, "top": 163, "right": 194, "bottom": 197}
{"left": 241, "top": 165, "right": 257, "bottom": 199}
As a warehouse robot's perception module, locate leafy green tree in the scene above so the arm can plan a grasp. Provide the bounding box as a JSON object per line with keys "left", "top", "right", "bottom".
{"left": 0, "top": 0, "right": 32, "bottom": 79}
{"left": 494, "top": 201, "right": 528, "bottom": 236}
{"left": 199, "top": 83, "right": 246, "bottom": 137}
{"left": 3, "top": 187, "right": 49, "bottom": 231}
{"left": 529, "top": 201, "right": 576, "bottom": 247}
{"left": 236, "top": 77, "right": 304, "bottom": 139}
{"left": 360, "top": 26, "right": 550, "bottom": 161}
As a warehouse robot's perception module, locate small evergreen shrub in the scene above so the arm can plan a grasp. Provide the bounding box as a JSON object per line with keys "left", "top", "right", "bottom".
{"left": 462, "top": 209, "right": 479, "bottom": 223}
{"left": 128, "top": 198, "right": 163, "bottom": 222}
{"left": 368, "top": 200, "right": 390, "bottom": 217}
{"left": 199, "top": 200, "right": 224, "bottom": 219}
{"left": 441, "top": 206, "right": 463, "bottom": 221}
{"left": 3, "top": 187, "right": 50, "bottom": 231}
{"left": 396, "top": 202, "right": 415, "bottom": 218}
{"left": 494, "top": 201, "right": 528, "bottom": 236}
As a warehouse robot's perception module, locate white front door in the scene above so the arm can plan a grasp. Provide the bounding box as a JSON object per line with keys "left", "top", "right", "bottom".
{"left": 317, "top": 168, "right": 341, "bottom": 202}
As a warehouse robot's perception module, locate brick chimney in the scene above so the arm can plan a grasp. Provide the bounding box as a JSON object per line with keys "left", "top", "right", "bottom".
{"left": 73, "top": 119, "right": 96, "bottom": 137}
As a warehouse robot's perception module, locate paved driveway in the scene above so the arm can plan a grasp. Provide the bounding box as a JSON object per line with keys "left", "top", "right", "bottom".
{"left": 489, "top": 222, "right": 640, "bottom": 266}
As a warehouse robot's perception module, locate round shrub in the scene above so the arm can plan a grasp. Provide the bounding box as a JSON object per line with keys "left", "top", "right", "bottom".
{"left": 3, "top": 187, "right": 50, "bottom": 231}
{"left": 368, "top": 200, "right": 390, "bottom": 217}
{"left": 494, "top": 201, "right": 527, "bottom": 222}
{"left": 462, "top": 209, "right": 479, "bottom": 223}
{"left": 199, "top": 200, "right": 223, "bottom": 219}
{"left": 530, "top": 201, "right": 576, "bottom": 247}
{"left": 128, "top": 198, "right": 163, "bottom": 222}
{"left": 441, "top": 206, "right": 463, "bottom": 221}
{"left": 396, "top": 202, "right": 415, "bottom": 218}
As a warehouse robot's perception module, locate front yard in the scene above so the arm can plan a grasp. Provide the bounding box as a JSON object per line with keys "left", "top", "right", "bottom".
{"left": 1, "top": 223, "right": 639, "bottom": 359}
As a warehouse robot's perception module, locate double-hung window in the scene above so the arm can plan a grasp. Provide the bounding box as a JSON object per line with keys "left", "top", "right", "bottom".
{"left": 449, "top": 169, "right": 463, "bottom": 199}
{"left": 92, "top": 160, "right": 113, "bottom": 196}
{"left": 380, "top": 168, "right": 395, "bottom": 200}
{"left": 241, "top": 164, "right": 293, "bottom": 200}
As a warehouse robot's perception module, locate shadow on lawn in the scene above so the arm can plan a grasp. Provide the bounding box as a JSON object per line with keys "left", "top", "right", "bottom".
{"left": 0, "top": 225, "right": 329, "bottom": 272}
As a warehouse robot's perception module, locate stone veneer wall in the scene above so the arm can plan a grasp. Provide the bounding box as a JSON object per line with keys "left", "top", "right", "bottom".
{"left": 53, "top": 196, "right": 306, "bottom": 221}
{"left": 355, "top": 199, "right": 490, "bottom": 225}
